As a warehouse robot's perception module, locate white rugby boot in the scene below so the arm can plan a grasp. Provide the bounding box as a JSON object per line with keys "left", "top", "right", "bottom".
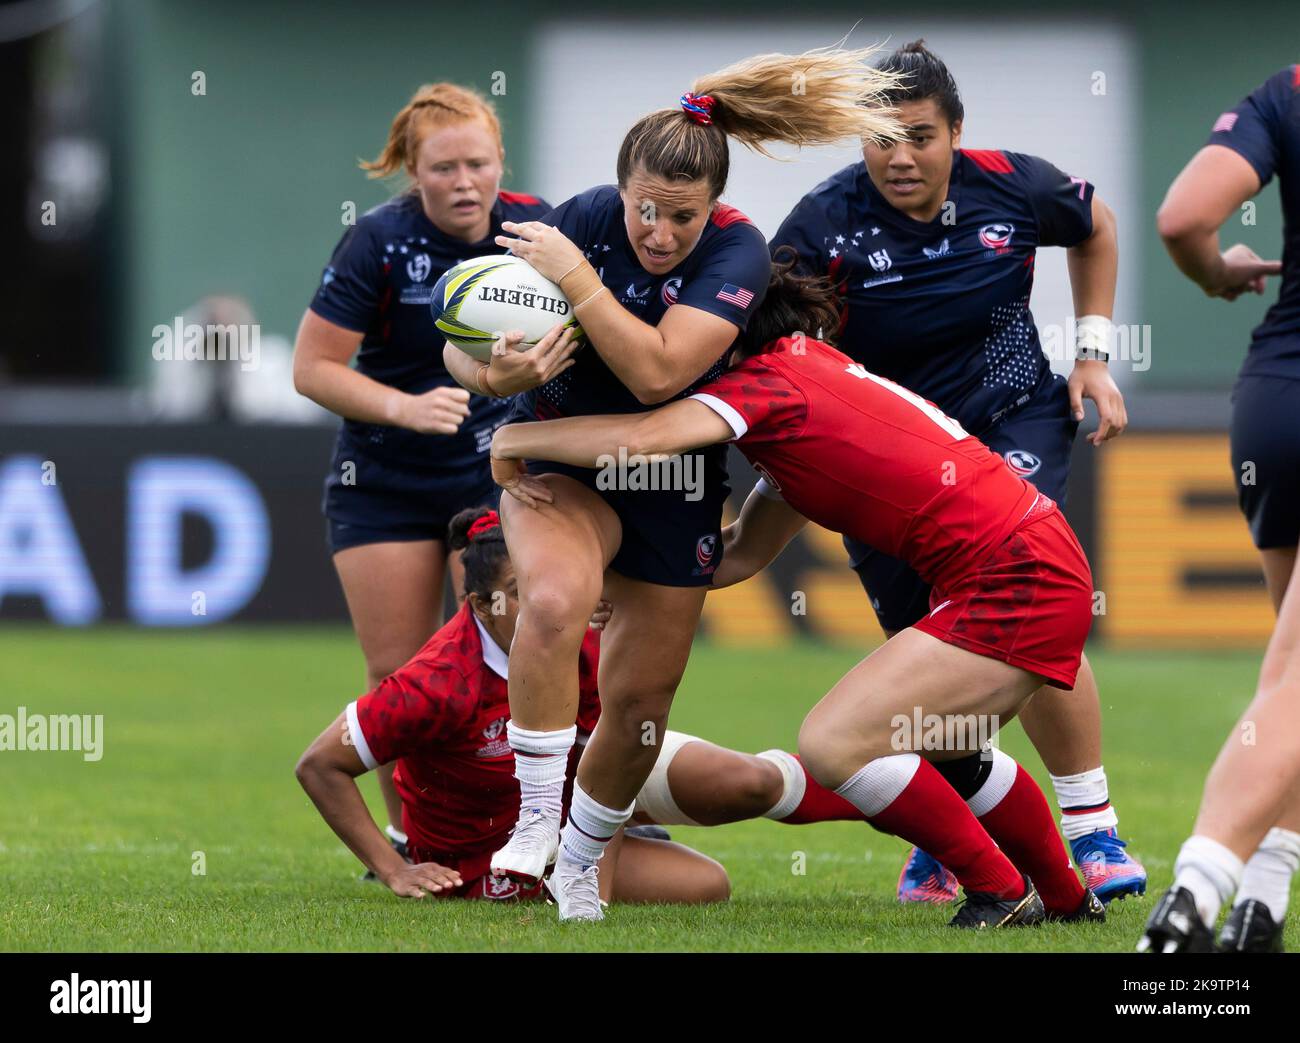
{"left": 490, "top": 807, "right": 560, "bottom": 884}
{"left": 544, "top": 857, "right": 605, "bottom": 922}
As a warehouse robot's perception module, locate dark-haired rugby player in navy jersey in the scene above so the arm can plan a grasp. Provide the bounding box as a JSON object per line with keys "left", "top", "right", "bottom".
{"left": 1142, "top": 66, "right": 1298, "bottom": 954}
{"left": 442, "top": 47, "right": 905, "bottom": 921}
{"left": 293, "top": 83, "right": 575, "bottom": 857}
{"left": 770, "top": 40, "right": 1145, "bottom": 905}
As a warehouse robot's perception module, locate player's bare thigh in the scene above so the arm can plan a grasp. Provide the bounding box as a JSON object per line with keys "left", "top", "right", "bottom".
{"left": 333, "top": 540, "right": 447, "bottom": 686}
{"left": 499, "top": 473, "right": 621, "bottom": 615}
{"left": 664, "top": 741, "right": 784, "bottom": 824}
{"left": 607, "top": 833, "right": 730, "bottom": 904}
{"left": 798, "top": 627, "right": 1045, "bottom": 788}
{"left": 500, "top": 474, "right": 621, "bottom": 728}
{"left": 1196, "top": 563, "right": 1300, "bottom": 852}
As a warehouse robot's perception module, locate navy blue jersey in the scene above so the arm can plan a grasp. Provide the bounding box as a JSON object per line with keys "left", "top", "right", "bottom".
{"left": 1207, "top": 65, "right": 1300, "bottom": 376}
{"left": 771, "top": 150, "right": 1094, "bottom": 435}
{"left": 310, "top": 189, "right": 550, "bottom": 470}
{"left": 515, "top": 185, "right": 770, "bottom": 421}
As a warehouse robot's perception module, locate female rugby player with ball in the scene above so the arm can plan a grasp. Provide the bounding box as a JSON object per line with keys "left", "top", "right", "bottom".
{"left": 295, "top": 506, "right": 873, "bottom": 908}
{"left": 769, "top": 41, "right": 1144, "bottom": 905}
{"left": 442, "top": 48, "right": 905, "bottom": 920}
{"left": 1141, "top": 65, "right": 1297, "bottom": 953}
{"left": 293, "top": 84, "right": 576, "bottom": 852}
{"left": 492, "top": 260, "right": 1105, "bottom": 928}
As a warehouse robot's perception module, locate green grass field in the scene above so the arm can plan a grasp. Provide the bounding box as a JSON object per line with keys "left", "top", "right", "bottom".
{"left": 0, "top": 627, "right": 1289, "bottom": 952}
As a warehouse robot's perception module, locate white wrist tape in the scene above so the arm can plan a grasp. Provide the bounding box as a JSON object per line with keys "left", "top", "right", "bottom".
{"left": 1074, "top": 314, "right": 1112, "bottom": 361}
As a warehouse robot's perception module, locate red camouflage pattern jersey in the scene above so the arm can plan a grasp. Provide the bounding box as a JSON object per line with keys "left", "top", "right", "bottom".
{"left": 346, "top": 601, "right": 601, "bottom": 860}
{"left": 690, "top": 337, "right": 1044, "bottom": 589}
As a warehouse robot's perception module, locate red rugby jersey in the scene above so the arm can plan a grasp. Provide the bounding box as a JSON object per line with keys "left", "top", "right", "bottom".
{"left": 691, "top": 337, "right": 1042, "bottom": 588}
{"left": 346, "top": 602, "right": 602, "bottom": 859}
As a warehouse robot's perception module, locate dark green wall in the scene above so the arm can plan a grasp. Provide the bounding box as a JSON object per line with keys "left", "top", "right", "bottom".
{"left": 110, "top": 0, "right": 1298, "bottom": 389}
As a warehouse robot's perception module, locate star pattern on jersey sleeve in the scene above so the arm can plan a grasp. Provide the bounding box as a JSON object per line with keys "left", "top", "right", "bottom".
{"left": 981, "top": 297, "right": 1040, "bottom": 391}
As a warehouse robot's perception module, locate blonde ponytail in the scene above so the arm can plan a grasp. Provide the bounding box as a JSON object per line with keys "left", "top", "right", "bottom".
{"left": 617, "top": 45, "right": 904, "bottom": 199}
{"left": 693, "top": 45, "right": 905, "bottom": 154}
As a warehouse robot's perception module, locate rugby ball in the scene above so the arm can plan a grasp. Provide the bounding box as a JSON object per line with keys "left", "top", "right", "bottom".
{"left": 431, "top": 254, "right": 581, "bottom": 362}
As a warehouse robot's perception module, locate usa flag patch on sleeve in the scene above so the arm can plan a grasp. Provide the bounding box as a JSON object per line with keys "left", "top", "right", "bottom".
{"left": 716, "top": 283, "right": 755, "bottom": 308}
{"left": 1212, "top": 112, "right": 1239, "bottom": 133}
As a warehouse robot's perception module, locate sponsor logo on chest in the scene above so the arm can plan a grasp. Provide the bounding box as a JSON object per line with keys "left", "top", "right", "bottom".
{"left": 477, "top": 715, "right": 512, "bottom": 759}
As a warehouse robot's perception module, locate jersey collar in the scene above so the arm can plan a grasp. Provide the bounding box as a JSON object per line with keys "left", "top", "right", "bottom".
{"left": 472, "top": 614, "right": 510, "bottom": 679}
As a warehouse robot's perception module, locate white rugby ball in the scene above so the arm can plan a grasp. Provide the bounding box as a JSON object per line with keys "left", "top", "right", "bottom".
{"left": 431, "top": 254, "right": 582, "bottom": 363}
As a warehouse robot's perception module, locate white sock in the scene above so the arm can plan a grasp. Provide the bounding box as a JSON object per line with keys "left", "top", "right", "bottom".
{"left": 1173, "top": 834, "right": 1244, "bottom": 926}
{"left": 559, "top": 785, "right": 634, "bottom": 867}
{"left": 966, "top": 748, "right": 1018, "bottom": 817}
{"left": 757, "top": 749, "right": 807, "bottom": 820}
{"left": 508, "top": 722, "right": 576, "bottom": 820}
{"left": 1050, "top": 767, "right": 1118, "bottom": 840}
{"left": 384, "top": 825, "right": 408, "bottom": 846}
{"left": 1235, "top": 827, "right": 1300, "bottom": 922}
{"left": 833, "top": 754, "right": 921, "bottom": 817}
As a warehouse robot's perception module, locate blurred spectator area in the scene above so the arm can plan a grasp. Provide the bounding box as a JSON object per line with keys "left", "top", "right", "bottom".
{"left": 0, "top": 0, "right": 112, "bottom": 383}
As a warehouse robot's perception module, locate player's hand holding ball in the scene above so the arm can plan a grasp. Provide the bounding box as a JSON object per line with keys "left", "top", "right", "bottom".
{"left": 485, "top": 324, "right": 580, "bottom": 396}
{"left": 496, "top": 220, "right": 585, "bottom": 284}
{"left": 380, "top": 860, "right": 464, "bottom": 899}
{"left": 395, "top": 385, "right": 472, "bottom": 435}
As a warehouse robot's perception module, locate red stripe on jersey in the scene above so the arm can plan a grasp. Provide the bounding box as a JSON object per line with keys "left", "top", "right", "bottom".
{"left": 710, "top": 203, "right": 753, "bottom": 229}
{"left": 498, "top": 189, "right": 542, "bottom": 206}
{"left": 962, "top": 148, "right": 1015, "bottom": 175}
{"left": 1293, "top": 64, "right": 1300, "bottom": 89}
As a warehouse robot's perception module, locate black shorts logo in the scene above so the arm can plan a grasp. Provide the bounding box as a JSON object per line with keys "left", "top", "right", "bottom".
{"left": 695, "top": 534, "right": 717, "bottom": 569}
{"left": 1003, "top": 448, "right": 1042, "bottom": 478}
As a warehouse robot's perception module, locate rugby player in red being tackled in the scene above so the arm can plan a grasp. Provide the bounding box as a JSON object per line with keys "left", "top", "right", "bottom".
{"left": 295, "top": 504, "right": 872, "bottom": 908}
{"left": 490, "top": 254, "right": 1107, "bottom": 927}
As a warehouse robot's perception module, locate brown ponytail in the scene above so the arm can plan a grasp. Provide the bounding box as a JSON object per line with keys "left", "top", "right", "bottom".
{"left": 617, "top": 46, "right": 905, "bottom": 199}
{"left": 361, "top": 83, "right": 504, "bottom": 180}
{"left": 737, "top": 247, "right": 844, "bottom": 359}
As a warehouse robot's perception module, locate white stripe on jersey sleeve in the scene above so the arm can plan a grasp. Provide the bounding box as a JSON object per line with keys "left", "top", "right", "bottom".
{"left": 753, "top": 476, "right": 784, "bottom": 501}
{"left": 689, "top": 393, "right": 748, "bottom": 440}
{"left": 345, "top": 700, "right": 379, "bottom": 771}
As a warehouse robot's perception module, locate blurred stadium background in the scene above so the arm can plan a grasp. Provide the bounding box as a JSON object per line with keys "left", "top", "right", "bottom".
{"left": 0, "top": 0, "right": 1290, "bottom": 644}
{"left": 2, "top": 0, "right": 1296, "bottom": 954}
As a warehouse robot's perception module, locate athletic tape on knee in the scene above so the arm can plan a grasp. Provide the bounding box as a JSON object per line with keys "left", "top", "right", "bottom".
{"left": 633, "top": 730, "right": 705, "bottom": 826}
{"left": 757, "top": 749, "right": 807, "bottom": 820}
{"left": 932, "top": 751, "right": 993, "bottom": 802}
{"left": 965, "top": 747, "right": 1018, "bottom": 818}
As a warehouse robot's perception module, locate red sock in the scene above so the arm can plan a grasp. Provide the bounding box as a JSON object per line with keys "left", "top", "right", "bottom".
{"left": 841, "top": 756, "right": 1024, "bottom": 899}
{"left": 779, "top": 756, "right": 865, "bottom": 824}
{"left": 977, "top": 763, "right": 1086, "bottom": 915}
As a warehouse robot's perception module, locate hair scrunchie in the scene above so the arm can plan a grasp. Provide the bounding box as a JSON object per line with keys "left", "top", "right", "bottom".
{"left": 679, "top": 92, "right": 715, "bottom": 126}
{"left": 467, "top": 510, "right": 501, "bottom": 540}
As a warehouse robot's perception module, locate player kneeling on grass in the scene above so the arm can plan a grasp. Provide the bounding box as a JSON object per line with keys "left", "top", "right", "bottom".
{"left": 491, "top": 256, "right": 1107, "bottom": 928}
{"left": 295, "top": 505, "right": 869, "bottom": 905}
